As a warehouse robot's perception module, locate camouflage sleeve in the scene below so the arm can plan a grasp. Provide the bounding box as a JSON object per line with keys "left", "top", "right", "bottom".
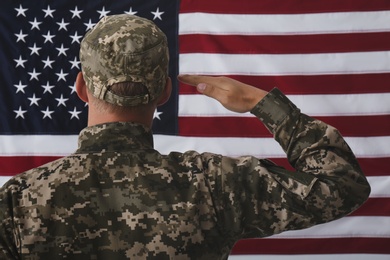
{"left": 209, "top": 88, "right": 371, "bottom": 239}
{"left": 0, "top": 184, "right": 19, "bottom": 259}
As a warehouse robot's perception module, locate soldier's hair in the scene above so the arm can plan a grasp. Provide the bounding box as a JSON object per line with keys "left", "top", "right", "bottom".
{"left": 88, "top": 81, "right": 150, "bottom": 113}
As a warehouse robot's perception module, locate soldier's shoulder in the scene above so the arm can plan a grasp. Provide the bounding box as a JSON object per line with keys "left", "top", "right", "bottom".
{"left": 1, "top": 155, "right": 81, "bottom": 194}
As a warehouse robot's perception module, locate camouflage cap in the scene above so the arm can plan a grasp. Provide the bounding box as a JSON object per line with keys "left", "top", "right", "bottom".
{"left": 79, "top": 14, "right": 169, "bottom": 106}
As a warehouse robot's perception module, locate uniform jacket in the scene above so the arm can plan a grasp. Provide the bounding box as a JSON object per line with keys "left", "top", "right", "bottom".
{"left": 0, "top": 88, "right": 371, "bottom": 259}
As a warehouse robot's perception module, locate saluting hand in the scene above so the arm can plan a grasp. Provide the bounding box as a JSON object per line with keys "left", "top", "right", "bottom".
{"left": 177, "top": 75, "right": 268, "bottom": 113}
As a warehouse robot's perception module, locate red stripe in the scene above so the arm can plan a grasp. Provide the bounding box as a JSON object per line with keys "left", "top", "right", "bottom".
{"left": 230, "top": 237, "right": 390, "bottom": 254}
{"left": 0, "top": 156, "right": 61, "bottom": 176}
{"left": 180, "top": 32, "right": 390, "bottom": 54}
{"left": 350, "top": 198, "right": 390, "bottom": 216}
{"left": 180, "top": 0, "right": 390, "bottom": 14}
{"left": 1, "top": 157, "right": 388, "bottom": 178}
{"left": 317, "top": 115, "right": 390, "bottom": 137}
{"left": 358, "top": 157, "right": 390, "bottom": 177}
{"left": 179, "top": 117, "right": 267, "bottom": 137}
{"left": 178, "top": 115, "right": 390, "bottom": 137}
{"left": 179, "top": 74, "right": 390, "bottom": 95}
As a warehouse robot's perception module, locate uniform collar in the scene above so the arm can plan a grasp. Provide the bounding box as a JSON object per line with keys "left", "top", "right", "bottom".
{"left": 75, "top": 122, "right": 154, "bottom": 153}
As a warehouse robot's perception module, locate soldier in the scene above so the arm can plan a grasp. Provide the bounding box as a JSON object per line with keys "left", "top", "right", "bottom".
{"left": 0, "top": 14, "right": 370, "bottom": 259}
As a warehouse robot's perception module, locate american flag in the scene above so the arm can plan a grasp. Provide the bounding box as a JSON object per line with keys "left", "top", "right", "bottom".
{"left": 1, "top": 0, "right": 389, "bottom": 259}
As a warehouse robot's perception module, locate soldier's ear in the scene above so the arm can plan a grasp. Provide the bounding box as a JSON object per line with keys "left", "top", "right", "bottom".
{"left": 76, "top": 72, "right": 89, "bottom": 103}
{"left": 157, "top": 77, "right": 172, "bottom": 106}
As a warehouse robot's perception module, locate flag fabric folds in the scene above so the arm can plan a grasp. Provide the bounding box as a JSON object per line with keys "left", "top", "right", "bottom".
{"left": 1, "top": 0, "right": 390, "bottom": 259}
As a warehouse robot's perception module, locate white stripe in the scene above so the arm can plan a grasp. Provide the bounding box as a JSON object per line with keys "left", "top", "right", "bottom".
{"left": 0, "top": 135, "right": 389, "bottom": 158}
{"left": 270, "top": 216, "right": 390, "bottom": 238}
{"left": 288, "top": 93, "right": 390, "bottom": 116}
{"left": 346, "top": 137, "right": 390, "bottom": 159}
{"left": 155, "top": 135, "right": 286, "bottom": 157}
{"left": 179, "top": 52, "right": 390, "bottom": 75}
{"left": 367, "top": 176, "right": 390, "bottom": 198}
{"left": 178, "top": 93, "right": 390, "bottom": 117}
{"left": 0, "top": 177, "right": 10, "bottom": 188}
{"left": 228, "top": 254, "right": 390, "bottom": 260}
{"left": 0, "top": 135, "right": 78, "bottom": 156}
{"left": 155, "top": 135, "right": 390, "bottom": 158}
{"left": 179, "top": 11, "right": 390, "bottom": 35}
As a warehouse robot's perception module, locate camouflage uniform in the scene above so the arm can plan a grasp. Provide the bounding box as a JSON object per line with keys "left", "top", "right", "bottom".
{"left": 0, "top": 88, "right": 370, "bottom": 259}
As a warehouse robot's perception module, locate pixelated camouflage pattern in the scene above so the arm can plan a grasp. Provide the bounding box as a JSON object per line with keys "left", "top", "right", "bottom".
{"left": 0, "top": 88, "right": 370, "bottom": 259}
{"left": 79, "top": 14, "right": 169, "bottom": 106}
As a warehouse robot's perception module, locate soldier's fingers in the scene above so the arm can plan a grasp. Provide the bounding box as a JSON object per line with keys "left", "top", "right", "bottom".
{"left": 177, "top": 74, "right": 216, "bottom": 87}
